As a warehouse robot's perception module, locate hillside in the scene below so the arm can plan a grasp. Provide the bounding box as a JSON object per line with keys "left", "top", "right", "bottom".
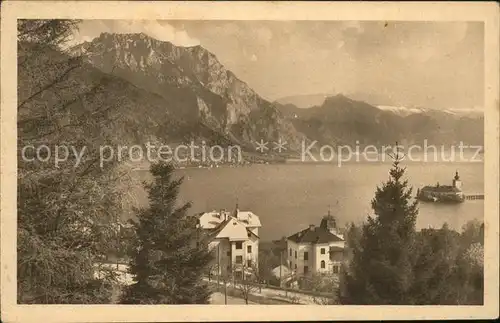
{"left": 71, "top": 32, "right": 304, "bottom": 151}
{"left": 67, "top": 32, "right": 483, "bottom": 152}
{"left": 277, "top": 94, "right": 484, "bottom": 147}
{"left": 275, "top": 93, "right": 331, "bottom": 109}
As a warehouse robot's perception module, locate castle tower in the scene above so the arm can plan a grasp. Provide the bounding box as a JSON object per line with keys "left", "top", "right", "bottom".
{"left": 452, "top": 171, "right": 462, "bottom": 190}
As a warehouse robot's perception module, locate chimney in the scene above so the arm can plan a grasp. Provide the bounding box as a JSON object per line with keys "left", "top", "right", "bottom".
{"left": 309, "top": 224, "right": 315, "bottom": 231}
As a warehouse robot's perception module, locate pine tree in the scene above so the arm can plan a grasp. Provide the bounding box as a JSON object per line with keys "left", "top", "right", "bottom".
{"left": 341, "top": 146, "right": 419, "bottom": 304}
{"left": 121, "top": 162, "right": 213, "bottom": 304}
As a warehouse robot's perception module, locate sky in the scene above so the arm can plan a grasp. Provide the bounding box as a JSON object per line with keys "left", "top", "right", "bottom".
{"left": 70, "top": 20, "right": 484, "bottom": 110}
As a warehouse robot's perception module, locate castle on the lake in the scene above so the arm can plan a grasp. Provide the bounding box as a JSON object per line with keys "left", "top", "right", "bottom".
{"left": 417, "top": 171, "right": 465, "bottom": 203}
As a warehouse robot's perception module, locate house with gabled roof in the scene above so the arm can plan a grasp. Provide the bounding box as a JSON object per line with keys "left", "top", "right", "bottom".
{"left": 286, "top": 212, "right": 345, "bottom": 277}
{"left": 197, "top": 205, "right": 261, "bottom": 279}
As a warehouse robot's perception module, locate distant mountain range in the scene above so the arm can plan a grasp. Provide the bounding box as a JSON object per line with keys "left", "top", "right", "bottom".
{"left": 276, "top": 94, "right": 483, "bottom": 147}
{"left": 275, "top": 93, "right": 331, "bottom": 109}
{"left": 275, "top": 91, "right": 399, "bottom": 109}
{"left": 66, "top": 32, "right": 483, "bottom": 153}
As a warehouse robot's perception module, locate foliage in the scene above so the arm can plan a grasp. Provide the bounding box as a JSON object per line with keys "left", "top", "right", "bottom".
{"left": 17, "top": 19, "right": 126, "bottom": 304}
{"left": 258, "top": 238, "right": 288, "bottom": 286}
{"left": 341, "top": 150, "right": 484, "bottom": 305}
{"left": 302, "top": 273, "right": 339, "bottom": 305}
{"left": 411, "top": 223, "right": 484, "bottom": 305}
{"left": 120, "top": 162, "right": 213, "bottom": 304}
{"left": 234, "top": 261, "right": 260, "bottom": 304}
{"left": 257, "top": 247, "right": 278, "bottom": 285}
{"left": 341, "top": 153, "right": 418, "bottom": 304}
{"left": 411, "top": 224, "right": 462, "bottom": 304}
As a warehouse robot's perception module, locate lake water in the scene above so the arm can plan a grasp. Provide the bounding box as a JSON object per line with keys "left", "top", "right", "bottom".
{"left": 162, "top": 160, "right": 484, "bottom": 241}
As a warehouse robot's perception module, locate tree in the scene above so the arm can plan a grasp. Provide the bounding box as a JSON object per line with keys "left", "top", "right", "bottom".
{"left": 410, "top": 224, "right": 462, "bottom": 304}
{"left": 304, "top": 273, "right": 339, "bottom": 305}
{"left": 234, "top": 261, "right": 259, "bottom": 304}
{"left": 410, "top": 221, "right": 484, "bottom": 305}
{"left": 460, "top": 219, "right": 484, "bottom": 248}
{"left": 257, "top": 248, "right": 276, "bottom": 288}
{"left": 120, "top": 162, "right": 213, "bottom": 304}
{"left": 17, "top": 19, "right": 127, "bottom": 304}
{"left": 341, "top": 148, "right": 419, "bottom": 304}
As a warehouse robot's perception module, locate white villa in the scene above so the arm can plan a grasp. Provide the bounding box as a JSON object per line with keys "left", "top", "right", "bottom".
{"left": 286, "top": 212, "right": 345, "bottom": 278}
{"left": 197, "top": 205, "right": 261, "bottom": 279}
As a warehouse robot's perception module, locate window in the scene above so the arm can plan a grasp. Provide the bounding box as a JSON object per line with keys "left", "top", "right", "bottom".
{"left": 247, "top": 259, "right": 252, "bottom": 267}
{"left": 289, "top": 260, "right": 292, "bottom": 267}
{"left": 247, "top": 245, "right": 252, "bottom": 253}
{"left": 304, "top": 266, "right": 309, "bottom": 274}
{"left": 294, "top": 251, "right": 297, "bottom": 259}
{"left": 321, "top": 260, "right": 325, "bottom": 269}
{"left": 333, "top": 265, "right": 339, "bottom": 274}
{"left": 289, "top": 248, "right": 292, "bottom": 256}
{"left": 236, "top": 256, "right": 243, "bottom": 264}
{"left": 320, "top": 248, "right": 325, "bottom": 255}
{"left": 235, "top": 242, "right": 242, "bottom": 249}
{"left": 304, "top": 252, "right": 308, "bottom": 260}
{"left": 226, "top": 251, "right": 230, "bottom": 256}
{"left": 294, "top": 264, "right": 297, "bottom": 269}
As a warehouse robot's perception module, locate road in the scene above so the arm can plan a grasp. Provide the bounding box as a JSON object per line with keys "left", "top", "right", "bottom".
{"left": 95, "top": 263, "right": 334, "bottom": 305}
{"left": 210, "top": 292, "right": 257, "bottom": 305}
{"left": 203, "top": 277, "right": 333, "bottom": 305}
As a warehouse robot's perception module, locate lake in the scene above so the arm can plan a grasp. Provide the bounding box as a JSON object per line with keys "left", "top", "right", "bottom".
{"left": 162, "top": 160, "right": 484, "bottom": 241}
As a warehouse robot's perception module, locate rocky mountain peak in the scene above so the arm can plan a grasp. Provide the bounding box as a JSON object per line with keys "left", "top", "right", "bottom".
{"left": 70, "top": 32, "right": 303, "bottom": 149}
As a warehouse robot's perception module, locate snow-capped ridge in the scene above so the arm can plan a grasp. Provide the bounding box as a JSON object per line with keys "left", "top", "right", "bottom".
{"left": 376, "top": 105, "right": 427, "bottom": 116}
{"left": 376, "top": 105, "right": 484, "bottom": 118}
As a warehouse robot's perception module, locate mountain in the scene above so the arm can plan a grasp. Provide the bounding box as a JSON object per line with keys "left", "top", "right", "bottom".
{"left": 376, "top": 105, "right": 485, "bottom": 119}
{"left": 346, "top": 91, "right": 398, "bottom": 107}
{"left": 376, "top": 105, "right": 428, "bottom": 117}
{"left": 275, "top": 93, "right": 331, "bottom": 109}
{"left": 71, "top": 32, "right": 304, "bottom": 151}
{"left": 275, "top": 91, "right": 397, "bottom": 110}
{"left": 68, "top": 32, "right": 483, "bottom": 153}
{"left": 277, "top": 94, "right": 484, "bottom": 147}
{"left": 18, "top": 42, "right": 205, "bottom": 147}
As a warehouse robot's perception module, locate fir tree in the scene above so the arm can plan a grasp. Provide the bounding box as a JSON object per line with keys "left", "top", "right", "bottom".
{"left": 342, "top": 146, "right": 419, "bottom": 304}
{"left": 121, "top": 162, "right": 213, "bottom": 304}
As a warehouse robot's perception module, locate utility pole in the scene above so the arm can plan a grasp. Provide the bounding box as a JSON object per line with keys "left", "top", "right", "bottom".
{"left": 224, "top": 275, "right": 227, "bottom": 304}
{"left": 280, "top": 251, "right": 282, "bottom": 287}
{"left": 284, "top": 249, "right": 288, "bottom": 297}
{"left": 217, "top": 243, "right": 220, "bottom": 291}
{"left": 116, "top": 218, "right": 120, "bottom": 271}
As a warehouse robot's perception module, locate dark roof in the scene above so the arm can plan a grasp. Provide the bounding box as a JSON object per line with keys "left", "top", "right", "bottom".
{"left": 288, "top": 226, "right": 343, "bottom": 244}
{"left": 421, "top": 185, "right": 460, "bottom": 193}
{"left": 206, "top": 218, "right": 231, "bottom": 240}
{"left": 247, "top": 228, "right": 259, "bottom": 238}
{"left": 204, "top": 218, "right": 259, "bottom": 240}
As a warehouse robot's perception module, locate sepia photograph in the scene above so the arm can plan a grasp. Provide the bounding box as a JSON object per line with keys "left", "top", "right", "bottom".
{"left": 1, "top": 1, "right": 499, "bottom": 322}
